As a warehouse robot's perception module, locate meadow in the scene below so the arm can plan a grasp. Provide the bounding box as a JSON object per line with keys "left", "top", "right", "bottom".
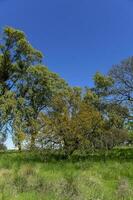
{"left": 0, "top": 149, "right": 133, "bottom": 200}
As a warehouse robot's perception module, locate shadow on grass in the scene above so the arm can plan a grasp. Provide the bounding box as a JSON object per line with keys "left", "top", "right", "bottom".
{"left": 0, "top": 148, "right": 133, "bottom": 166}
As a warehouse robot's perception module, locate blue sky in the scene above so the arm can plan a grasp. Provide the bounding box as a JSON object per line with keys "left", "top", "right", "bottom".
{"left": 1, "top": 0, "right": 133, "bottom": 148}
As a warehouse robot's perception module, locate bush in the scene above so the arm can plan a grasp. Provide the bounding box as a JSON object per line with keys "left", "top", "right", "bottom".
{"left": 0, "top": 143, "right": 7, "bottom": 151}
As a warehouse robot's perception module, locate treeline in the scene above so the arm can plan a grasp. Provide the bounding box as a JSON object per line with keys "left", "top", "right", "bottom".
{"left": 0, "top": 27, "right": 133, "bottom": 156}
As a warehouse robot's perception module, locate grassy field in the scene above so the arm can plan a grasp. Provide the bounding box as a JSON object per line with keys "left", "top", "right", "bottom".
{"left": 0, "top": 149, "right": 133, "bottom": 200}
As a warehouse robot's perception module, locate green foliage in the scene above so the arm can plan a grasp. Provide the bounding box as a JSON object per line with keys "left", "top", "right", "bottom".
{"left": 0, "top": 26, "right": 42, "bottom": 90}
{"left": 0, "top": 26, "right": 132, "bottom": 154}
{"left": 93, "top": 72, "right": 113, "bottom": 97}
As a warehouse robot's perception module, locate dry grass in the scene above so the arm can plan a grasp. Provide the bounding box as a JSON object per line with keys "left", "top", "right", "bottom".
{"left": 0, "top": 151, "right": 133, "bottom": 200}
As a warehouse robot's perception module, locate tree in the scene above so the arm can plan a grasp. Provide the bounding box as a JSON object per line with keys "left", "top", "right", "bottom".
{"left": 93, "top": 71, "right": 129, "bottom": 124}
{"left": 37, "top": 87, "right": 106, "bottom": 156}
{"left": 41, "top": 87, "right": 83, "bottom": 155}
{"left": 0, "top": 26, "right": 131, "bottom": 154}
{"left": 89, "top": 73, "right": 129, "bottom": 149}
{"left": 15, "top": 65, "right": 68, "bottom": 150}
{"left": 107, "top": 57, "right": 133, "bottom": 145}
{"left": 0, "top": 26, "right": 43, "bottom": 148}
{"left": 0, "top": 26, "right": 42, "bottom": 94}
{"left": 93, "top": 72, "right": 113, "bottom": 98}
{"left": 109, "top": 57, "right": 133, "bottom": 107}
{"left": 0, "top": 123, "right": 7, "bottom": 151}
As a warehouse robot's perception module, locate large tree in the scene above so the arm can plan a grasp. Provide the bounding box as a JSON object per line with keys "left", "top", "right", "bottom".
{"left": 0, "top": 26, "right": 43, "bottom": 147}
{"left": 15, "top": 65, "right": 68, "bottom": 150}
{"left": 0, "top": 26, "right": 42, "bottom": 93}
{"left": 36, "top": 82, "right": 128, "bottom": 154}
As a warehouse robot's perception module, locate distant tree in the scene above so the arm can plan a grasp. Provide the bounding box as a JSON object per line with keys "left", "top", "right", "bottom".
{"left": 88, "top": 73, "right": 129, "bottom": 149}
{"left": 95, "top": 57, "right": 133, "bottom": 147}
{"left": 109, "top": 57, "right": 133, "bottom": 107}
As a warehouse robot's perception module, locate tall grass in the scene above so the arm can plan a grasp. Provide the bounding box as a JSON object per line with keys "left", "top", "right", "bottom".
{"left": 0, "top": 150, "right": 133, "bottom": 200}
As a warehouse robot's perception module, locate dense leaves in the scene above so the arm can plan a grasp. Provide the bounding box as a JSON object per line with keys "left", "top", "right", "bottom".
{"left": 0, "top": 27, "right": 131, "bottom": 154}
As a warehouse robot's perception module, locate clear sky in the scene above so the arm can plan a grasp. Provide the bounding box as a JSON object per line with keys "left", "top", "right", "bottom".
{"left": 1, "top": 0, "right": 133, "bottom": 148}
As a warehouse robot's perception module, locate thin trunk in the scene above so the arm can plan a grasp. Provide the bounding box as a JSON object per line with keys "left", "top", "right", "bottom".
{"left": 30, "top": 133, "right": 36, "bottom": 150}
{"left": 18, "top": 142, "right": 22, "bottom": 152}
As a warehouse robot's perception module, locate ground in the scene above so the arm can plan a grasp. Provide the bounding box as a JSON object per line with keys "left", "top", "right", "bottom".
{"left": 0, "top": 149, "right": 133, "bottom": 200}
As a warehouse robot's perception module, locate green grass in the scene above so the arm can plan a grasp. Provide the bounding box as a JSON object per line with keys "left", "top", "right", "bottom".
{"left": 0, "top": 150, "right": 133, "bottom": 200}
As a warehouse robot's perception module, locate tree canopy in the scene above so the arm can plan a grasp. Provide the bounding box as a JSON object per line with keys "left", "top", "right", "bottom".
{"left": 0, "top": 27, "right": 132, "bottom": 154}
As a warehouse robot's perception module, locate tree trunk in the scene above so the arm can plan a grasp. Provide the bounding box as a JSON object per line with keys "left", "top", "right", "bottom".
{"left": 30, "top": 133, "right": 36, "bottom": 150}
{"left": 18, "top": 142, "right": 22, "bottom": 152}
